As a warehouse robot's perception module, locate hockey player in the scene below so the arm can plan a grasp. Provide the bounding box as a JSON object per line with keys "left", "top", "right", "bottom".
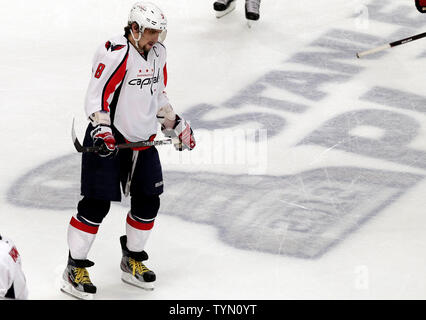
{"left": 213, "top": 0, "right": 261, "bottom": 24}
{"left": 0, "top": 235, "right": 28, "bottom": 300}
{"left": 61, "top": 1, "right": 195, "bottom": 300}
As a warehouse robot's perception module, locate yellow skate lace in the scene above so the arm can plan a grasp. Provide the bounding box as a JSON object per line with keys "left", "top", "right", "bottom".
{"left": 129, "top": 258, "right": 150, "bottom": 276}
{"left": 74, "top": 268, "right": 92, "bottom": 285}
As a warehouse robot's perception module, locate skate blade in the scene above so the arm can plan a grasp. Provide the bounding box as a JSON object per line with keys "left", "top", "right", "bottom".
{"left": 246, "top": 19, "right": 258, "bottom": 28}
{"left": 215, "top": 2, "right": 236, "bottom": 18}
{"left": 60, "top": 280, "right": 95, "bottom": 300}
{"left": 121, "top": 272, "right": 155, "bottom": 291}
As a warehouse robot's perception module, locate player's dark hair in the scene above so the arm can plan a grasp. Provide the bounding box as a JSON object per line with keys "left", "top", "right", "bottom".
{"left": 124, "top": 22, "right": 139, "bottom": 37}
{"left": 124, "top": 25, "right": 131, "bottom": 37}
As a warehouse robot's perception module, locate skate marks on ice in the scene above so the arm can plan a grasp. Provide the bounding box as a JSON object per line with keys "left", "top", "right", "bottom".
{"left": 299, "top": 107, "right": 426, "bottom": 170}
{"left": 6, "top": 155, "right": 423, "bottom": 259}
{"left": 297, "top": 83, "right": 426, "bottom": 172}
{"left": 162, "top": 167, "right": 422, "bottom": 259}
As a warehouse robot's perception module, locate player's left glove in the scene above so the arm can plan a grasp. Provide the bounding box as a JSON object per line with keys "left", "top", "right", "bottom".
{"left": 162, "top": 115, "right": 196, "bottom": 151}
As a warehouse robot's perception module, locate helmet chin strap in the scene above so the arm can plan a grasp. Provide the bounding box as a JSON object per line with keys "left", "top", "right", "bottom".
{"left": 130, "top": 28, "right": 143, "bottom": 49}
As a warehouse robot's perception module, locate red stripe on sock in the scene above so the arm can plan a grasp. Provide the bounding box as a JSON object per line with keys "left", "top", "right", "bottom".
{"left": 126, "top": 214, "right": 154, "bottom": 230}
{"left": 70, "top": 217, "right": 99, "bottom": 234}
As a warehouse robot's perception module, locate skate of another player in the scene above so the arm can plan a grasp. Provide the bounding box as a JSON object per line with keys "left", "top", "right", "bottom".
{"left": 214, "top": 0, "right": 237, "bottom": 18}
{"left": 213, "top": 0, "right": 261, "bottom": 27}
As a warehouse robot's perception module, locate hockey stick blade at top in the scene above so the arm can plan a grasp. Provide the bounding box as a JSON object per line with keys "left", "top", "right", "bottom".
{"left": 71, "top": 118, "right": 172, "bottom": 153}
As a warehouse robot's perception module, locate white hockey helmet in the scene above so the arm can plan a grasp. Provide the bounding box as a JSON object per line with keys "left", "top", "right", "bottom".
{"left": 128, "top": 2, "right": 167, "bottom": 42}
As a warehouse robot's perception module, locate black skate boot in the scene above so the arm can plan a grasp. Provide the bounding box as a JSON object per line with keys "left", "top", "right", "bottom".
{"left": 60, "top": 253, "right": 97, "bottom": 300}
{"left": 214, "top": 0, "right": 237, "bottom": 18}
{"left": 245, "top": 0, "right": 261, "bottom": 26}
{"left": 120, "top": 235, "right": 156, "bottom": 290}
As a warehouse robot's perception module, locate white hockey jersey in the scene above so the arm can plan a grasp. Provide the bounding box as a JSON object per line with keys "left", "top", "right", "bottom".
{"left": 0, "top": 236, "right": 28, "bottom": 300}
{"left": 85, "top": 34, "right": 170, "bottom": 142}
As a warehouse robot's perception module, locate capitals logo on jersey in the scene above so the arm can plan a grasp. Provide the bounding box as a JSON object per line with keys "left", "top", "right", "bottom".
{"left": 128, "top": 59, "right": 161, "bottom": 95}
{"left": 128, "top": 69, "right": 160, "bottom": 92}
{"left": 105, "top": 41, "right": 126, "bottom": 52}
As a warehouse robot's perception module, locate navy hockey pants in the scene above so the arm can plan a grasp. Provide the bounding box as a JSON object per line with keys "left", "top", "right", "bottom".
{"left": 78, "top": 123, "right": 164, "bottom": 223}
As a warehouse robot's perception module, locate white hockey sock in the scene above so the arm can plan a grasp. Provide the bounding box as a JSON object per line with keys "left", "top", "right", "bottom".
{"left": 125, "top": 212, "right": 154, "bottom": 253}
{"left": 67, "top": 215, "right": 99, "bottom": 260}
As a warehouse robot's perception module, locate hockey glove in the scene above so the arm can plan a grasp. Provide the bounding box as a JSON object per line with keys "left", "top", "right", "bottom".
{"left": 90, "top": 124, "right": 117, "bottom": 158}
{"left": 162, "top": 115, "right": 196, "bottom": 151}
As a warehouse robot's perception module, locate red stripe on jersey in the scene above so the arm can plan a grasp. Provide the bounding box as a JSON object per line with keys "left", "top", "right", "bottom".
{"left": 70, "top": 217, "right": 99, "bottom": 234}
{"left": 163, "top": 63, "right": 168, "bottom": 87}
{"left": 102, "top": 52, "right": 129, "bottom": 112}
{"left": 9, "top": 247, "right": 19, "bottom": 262}
{"left": 126, "top": 214, "right": 154, "bottom": 230}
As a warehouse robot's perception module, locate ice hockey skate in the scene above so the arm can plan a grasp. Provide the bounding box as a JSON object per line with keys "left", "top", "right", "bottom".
{"left": 245, "top": 0, "right": 261, "bottom": 27}
{"left": 60, "top": 254, "right": 97, "bottom": 300}
{"left": 214, "top": 0, "right": 237, "bottom": 18}
{"left": 119, "top": 235, "right": 156, "bottom": 290}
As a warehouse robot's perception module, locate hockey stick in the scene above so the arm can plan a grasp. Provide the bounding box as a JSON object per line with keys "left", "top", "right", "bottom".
{"left": 71, "top": 118, "right": 172, "bottom": 153}
{"left": 356, "top": 31, "right": 426, "bottom": 58}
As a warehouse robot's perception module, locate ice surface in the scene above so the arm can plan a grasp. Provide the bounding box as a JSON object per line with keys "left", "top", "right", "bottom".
{"left": 0, "top": 0, "right": 425, "bottom": 299}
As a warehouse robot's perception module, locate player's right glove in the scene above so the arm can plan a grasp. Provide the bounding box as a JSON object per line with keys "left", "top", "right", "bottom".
{"left": 90, "top": 124, "right": 117, "bottom": 158}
